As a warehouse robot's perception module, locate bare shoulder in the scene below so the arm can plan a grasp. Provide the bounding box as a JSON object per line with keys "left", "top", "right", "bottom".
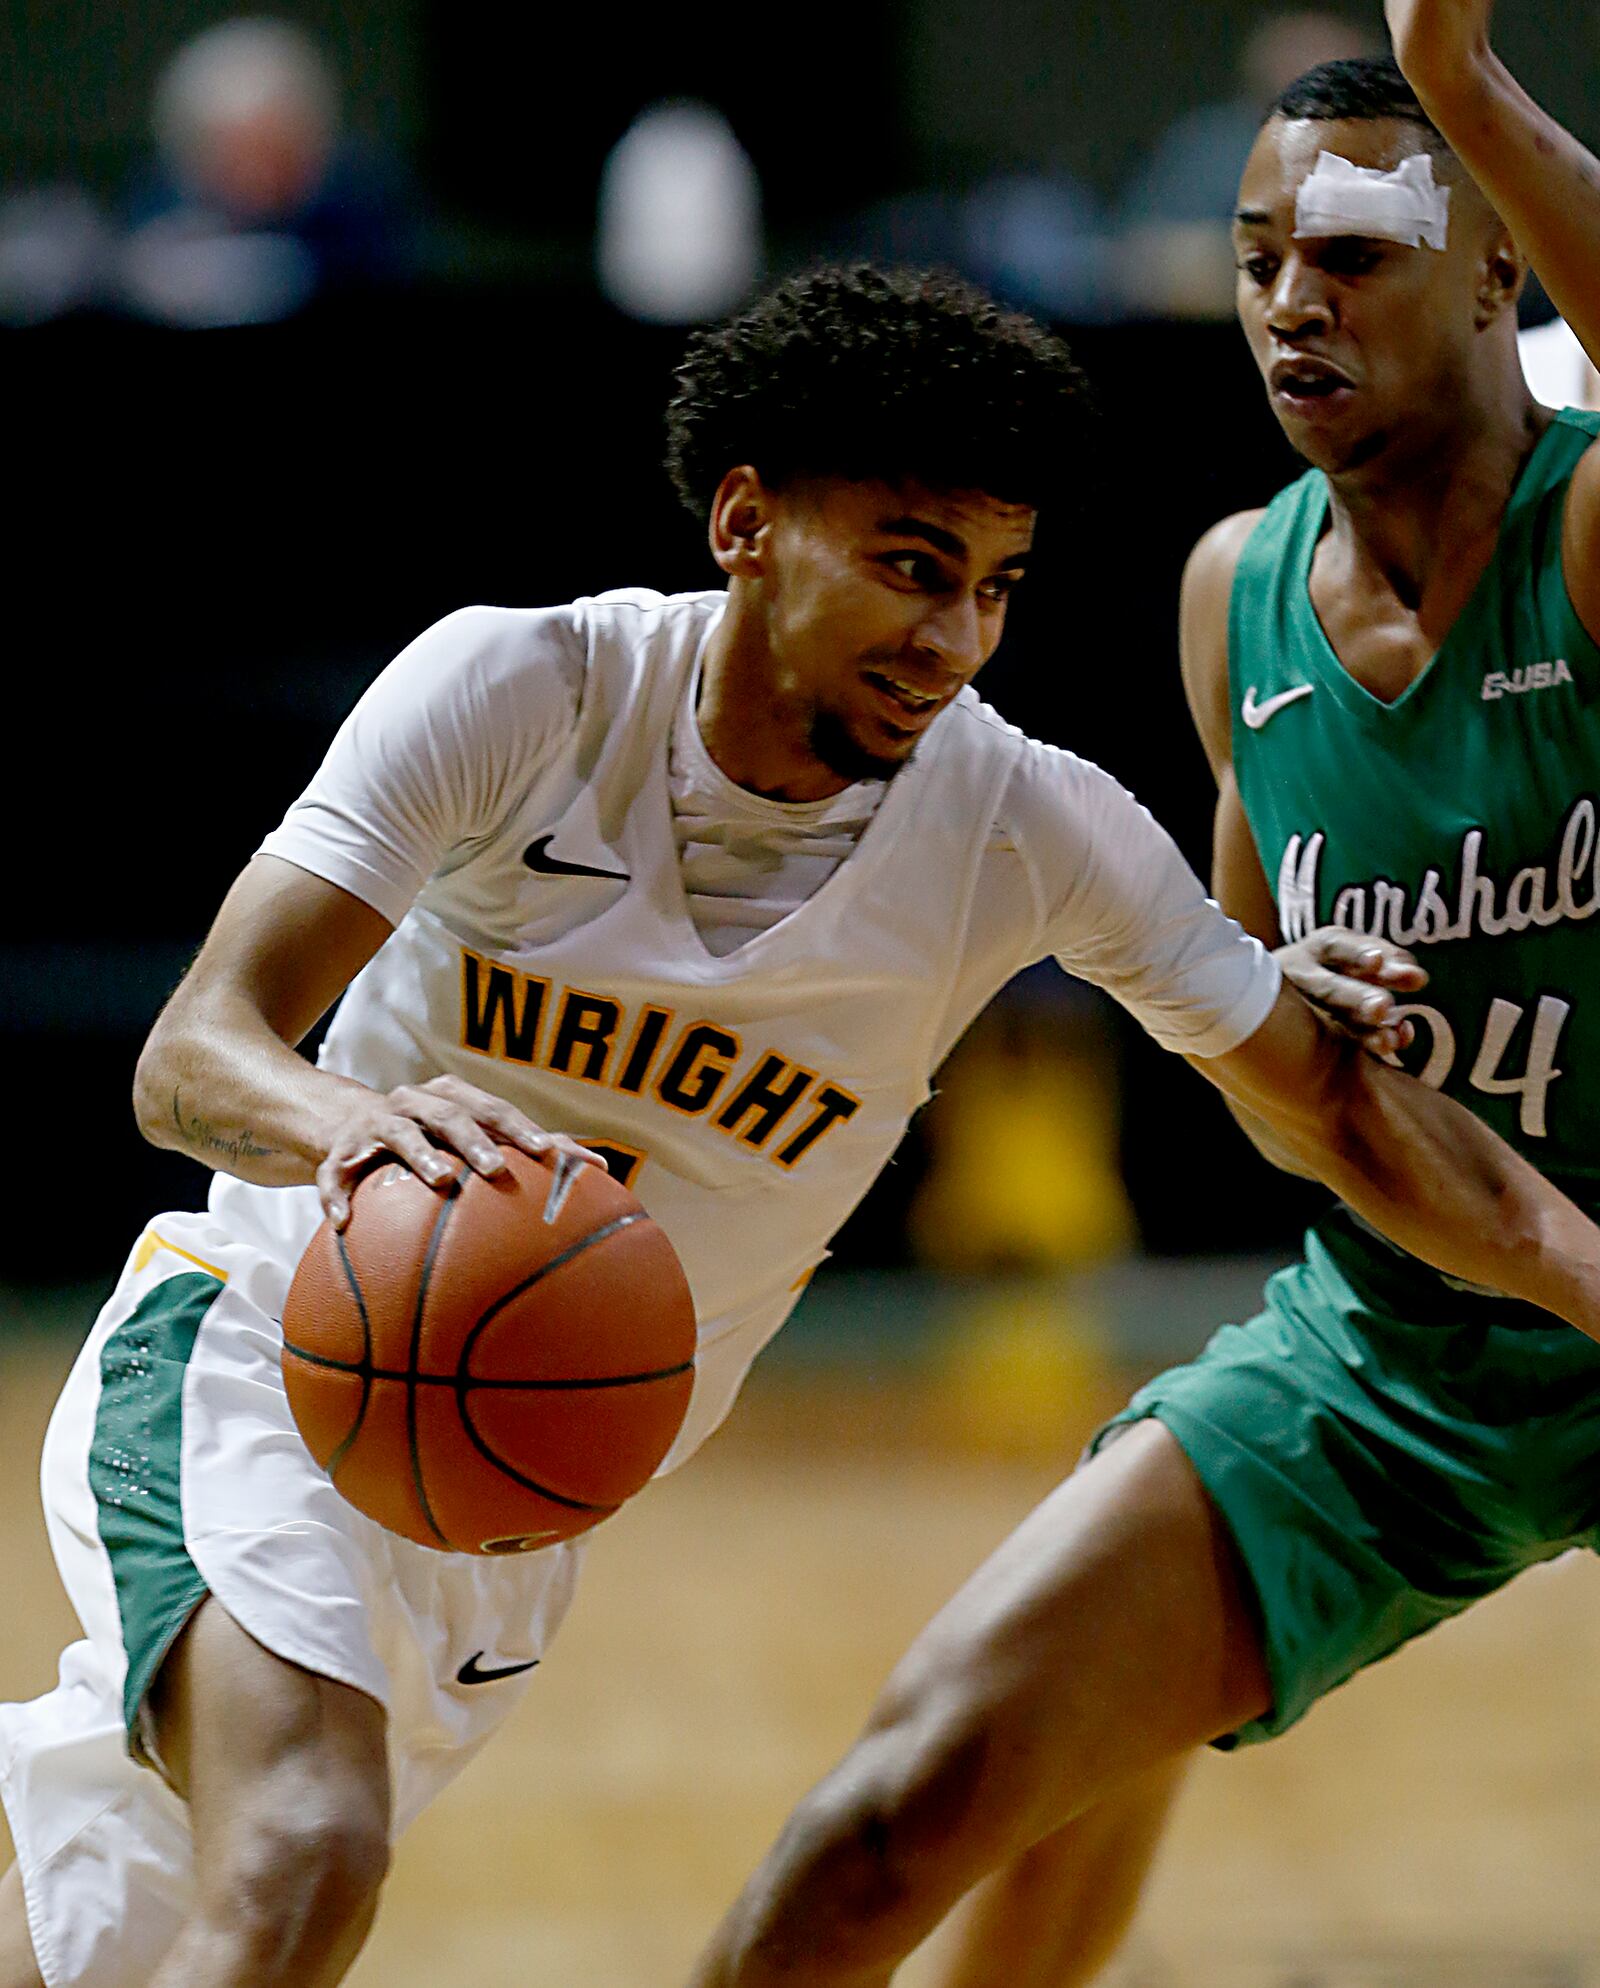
{"left": 1563, "top": 435, "right": 1600, "bottom": 645}
{"left": 1178, "top": 509, "right": 1266, "bottom": 779}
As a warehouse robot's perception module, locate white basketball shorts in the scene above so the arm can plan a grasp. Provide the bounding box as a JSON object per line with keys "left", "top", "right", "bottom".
{"left": 0, "top": 1209, "right": 586, "bottom": 1988}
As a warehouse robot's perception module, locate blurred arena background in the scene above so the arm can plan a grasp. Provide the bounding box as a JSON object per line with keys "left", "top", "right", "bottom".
{"left": 3, "top": 4, "right": 1599, "bottom": 1981}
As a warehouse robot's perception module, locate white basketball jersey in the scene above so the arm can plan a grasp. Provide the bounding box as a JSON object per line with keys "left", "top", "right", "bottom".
{"left": 223, "top": 589, "right": 1276, "bottom": 1463}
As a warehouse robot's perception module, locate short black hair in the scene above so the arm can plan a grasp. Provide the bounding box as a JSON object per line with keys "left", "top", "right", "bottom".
{"left": 1269, "top": 54, "right": 1445, "bottom": 148}
{"left": 664, "top": 263, "right": 1091, "bottom": 523}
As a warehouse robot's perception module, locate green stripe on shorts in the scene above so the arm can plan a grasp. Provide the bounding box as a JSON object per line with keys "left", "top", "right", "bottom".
{"left": 89, "top": 1269, "right": 219, "bottom": 1754}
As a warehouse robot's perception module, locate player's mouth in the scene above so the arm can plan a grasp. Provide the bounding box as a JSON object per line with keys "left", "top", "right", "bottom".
{"left": 1269, "top": 355, "right": 1357, "bottom": 418}
{"left": 861, "top": 667, "right": 947, "bottom": 729}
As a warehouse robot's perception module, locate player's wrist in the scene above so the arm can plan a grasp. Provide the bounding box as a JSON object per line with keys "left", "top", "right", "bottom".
{"left": 1398, "top": 40, "right": 1506, "bottom": 131}
{"left": 288, "top": 1071, "right": 387, "bottom": 1169}
{"left": 1524, "top": 1218, "right": 1600, "bottom": 1344}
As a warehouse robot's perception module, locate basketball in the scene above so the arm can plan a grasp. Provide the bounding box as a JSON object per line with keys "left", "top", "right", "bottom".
{"left": 280, "top": 1146, "right": 697, "bottom": 1555}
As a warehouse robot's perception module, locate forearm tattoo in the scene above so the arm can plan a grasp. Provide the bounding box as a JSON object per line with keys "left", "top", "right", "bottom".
{"left": 172, "top": 1088, "right": 276, "bottom": 1164}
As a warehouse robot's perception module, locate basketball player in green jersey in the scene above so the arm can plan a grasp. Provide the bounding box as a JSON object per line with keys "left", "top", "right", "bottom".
{"left": 690, "top": 2, "right": 1600, "bottom": 1982}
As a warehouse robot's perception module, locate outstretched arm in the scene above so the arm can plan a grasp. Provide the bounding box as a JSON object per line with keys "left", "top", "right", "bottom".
{"left": 1388, "top": 0, "right": 1600, "bottom": 371}
{"left": 1193, "top": 983, "right": 1600, "bottom": 1338}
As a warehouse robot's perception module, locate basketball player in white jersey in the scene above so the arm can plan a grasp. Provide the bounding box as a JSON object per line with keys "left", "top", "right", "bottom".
{"left": 6, "top": 266, "right": 1600, "bottom": 1988}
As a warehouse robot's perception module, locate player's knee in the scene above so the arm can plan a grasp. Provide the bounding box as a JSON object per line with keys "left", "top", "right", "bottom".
{"left": 748, "top": 1693, "right": 1002, "bottom": 1968}
{"left": 867, "top": 1671, "right": 1013, "bottom": 1871}
{"left": 738, "top": 1778, "right": 916, "bottom": 1973}
{"left": 850, "top": 1630, "right": 1063, "bottom": 1887}
{"left": 207, "top": 1777, "right": 390, "bottom": 1953}
{"left": 225, "top": 1814, "right": 388, "bottom": 1950}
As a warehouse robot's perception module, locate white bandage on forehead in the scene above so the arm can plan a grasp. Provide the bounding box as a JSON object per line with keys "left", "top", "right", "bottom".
{"left": 1293, "top": 148, "right": 1451, "bottom": 250}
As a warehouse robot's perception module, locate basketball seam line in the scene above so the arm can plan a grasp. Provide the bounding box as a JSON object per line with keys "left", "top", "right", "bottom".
{"left": 450, "top": 1424, "right": 617, "bottom": 1514}
{"left": 280, "top": 1348, "right": 695, "bottom": 1391}
{"left": 321, "top": 1231, "right": 375, "bottom": 1482}
{"left": 453, "top": 1208, "right": 677, "bottom": 1517}
{"left": 457, "top": 1211, "right": 651, "bottom": 1365}
{"left": 407, "top": 1166, "right": 466, "bottom": 1547}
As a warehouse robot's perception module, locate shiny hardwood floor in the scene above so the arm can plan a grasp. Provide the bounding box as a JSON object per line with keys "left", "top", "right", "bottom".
{"left": 1, "top": 1333, "right": 1597, "bottom": 1987}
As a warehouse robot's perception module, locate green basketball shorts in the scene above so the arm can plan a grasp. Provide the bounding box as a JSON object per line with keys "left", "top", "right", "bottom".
{"left": 1093, "top": 1209, "right": 1600, "bottom": 1748}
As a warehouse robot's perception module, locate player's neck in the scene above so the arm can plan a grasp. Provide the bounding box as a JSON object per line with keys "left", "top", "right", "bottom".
{"left": 1323, "top": 388, "right": 1547, "bottom": 609}
{"left": 697, "top": 602, "right": 856, "bottom": 804}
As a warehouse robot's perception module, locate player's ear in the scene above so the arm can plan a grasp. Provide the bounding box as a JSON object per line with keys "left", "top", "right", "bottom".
{"left": 1474, "top": 225, "right": 1526, "bottom": 332}
{"left": 708, "top": 466, "right": 775, "bottom": 579}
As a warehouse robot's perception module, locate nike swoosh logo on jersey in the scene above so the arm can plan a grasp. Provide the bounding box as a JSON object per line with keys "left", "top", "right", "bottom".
{"left": 456, "top": 1652, "right": 541, "bottom": 1686}
{"left": 522, "top": 834, "right": 630, "bottom": 882}
{"left": 1241, "top": 683, "right": 1315, "bottom": 730}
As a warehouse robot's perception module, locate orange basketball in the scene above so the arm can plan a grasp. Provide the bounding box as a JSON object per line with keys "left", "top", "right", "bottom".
{"left": 281, "top": 1146, "right": 696, "bottom": 1555}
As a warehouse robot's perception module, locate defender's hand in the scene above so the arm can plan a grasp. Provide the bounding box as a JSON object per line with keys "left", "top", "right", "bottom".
{"left": 1276, "top": 927, "right": 1427, "bottom": 1059}
{"left": 315, "top": 1074, "right": 603, "bottom": 1228}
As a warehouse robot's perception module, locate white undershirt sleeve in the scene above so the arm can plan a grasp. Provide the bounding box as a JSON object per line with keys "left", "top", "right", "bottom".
{"left": 1016, "top": 743, "right": 1280, "bottom": 1058}
{"left": 257, "top": 606, "right": 585, "bottom": 927}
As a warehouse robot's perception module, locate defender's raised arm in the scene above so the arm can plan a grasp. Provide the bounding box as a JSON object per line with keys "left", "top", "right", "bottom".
{"left": 1386, "top": 0, "right": 1600, "bottom": 370}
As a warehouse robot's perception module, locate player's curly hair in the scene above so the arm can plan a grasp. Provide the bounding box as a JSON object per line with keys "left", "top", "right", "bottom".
{"left": 1270, "top": 55, "right": 1445, "bottom": 149}
{"left": 665, "top": 264, "right": 1092, "bottom": 522}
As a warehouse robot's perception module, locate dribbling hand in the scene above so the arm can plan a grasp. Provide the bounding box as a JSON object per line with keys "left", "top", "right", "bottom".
{"left": 315, "top": 1073, "right": 604, "bottom": 1229}
{"left": 1275, "top": 926, "right": 1427, "bottom": 1060}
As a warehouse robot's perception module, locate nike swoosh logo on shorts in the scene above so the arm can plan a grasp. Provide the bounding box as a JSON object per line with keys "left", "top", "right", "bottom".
{"left": 1241, "top": 684, "right": 1315, "bottom": 730}
{"left": 522, "top": 834, "right": 630, "bottom": 882}
{"left": 456, "top": 1652, "right": 541, "bottom": 1686}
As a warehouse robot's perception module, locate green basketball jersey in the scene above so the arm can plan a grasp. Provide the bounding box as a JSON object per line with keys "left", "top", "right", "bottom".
{"left": 1229, "top": 409, "right": 1600, "bottom": 1228}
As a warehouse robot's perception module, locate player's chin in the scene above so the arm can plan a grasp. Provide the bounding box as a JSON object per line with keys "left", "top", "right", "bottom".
{"left": 1268, "top": 391, "right": 1376, "bottom": 470}
{"left": 854, "top": 718, "right": 924, "bottom": 776}
{"left": 810, "top": 707, "right": 921, "bottom": 784}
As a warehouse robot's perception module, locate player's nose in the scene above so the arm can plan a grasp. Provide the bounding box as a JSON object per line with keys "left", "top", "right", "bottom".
{"left": 912, "top": 592, "right": 985, "bottom": 675}
{"left": 1267, "top": 255, "right": 1335, "bottom": 339}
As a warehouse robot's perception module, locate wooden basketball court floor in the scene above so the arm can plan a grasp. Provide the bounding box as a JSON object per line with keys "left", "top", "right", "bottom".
{"left": 2, "top": 1326, "right": 1599, "bottom": 1987}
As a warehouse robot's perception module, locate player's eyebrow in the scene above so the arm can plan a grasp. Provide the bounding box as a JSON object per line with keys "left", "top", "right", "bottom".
{"left": 876, "top": 516, "right": 968, "bottom": 558}
{"left": 875, "top": 516, "right": 1030, "bottom": 569}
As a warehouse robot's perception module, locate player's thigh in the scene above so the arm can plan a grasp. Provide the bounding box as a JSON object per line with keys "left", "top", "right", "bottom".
{"left": 869, "top": 1420, "right": 1267, "bottom": 1846}
{"left": 150, "top": 1597, "right": 391, "bottom": 1896}
{"left": 0, "top": 1866, "right": 45, "bottom": 1988}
